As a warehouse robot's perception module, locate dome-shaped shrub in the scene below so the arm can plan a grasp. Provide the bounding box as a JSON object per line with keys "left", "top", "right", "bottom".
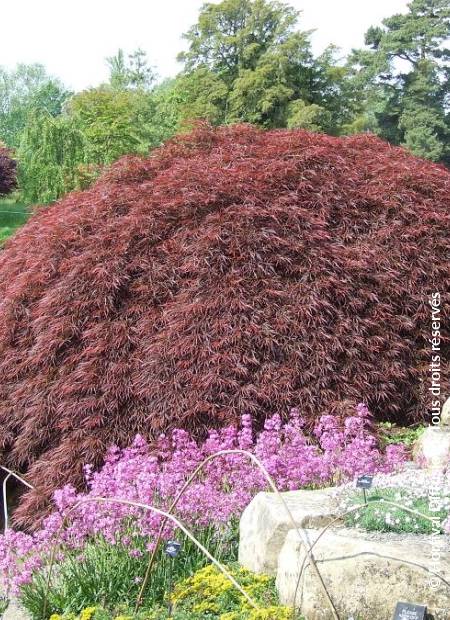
{"left": 0, "top": 125, "right": 448, "bottom": 526}
{"left": 0, "top": 144, "right": 17, "bottom": 196}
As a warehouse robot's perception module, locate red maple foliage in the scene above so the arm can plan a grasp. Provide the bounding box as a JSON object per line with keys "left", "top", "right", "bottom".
{"left": 0, "top": 145, "right": 17, "bottom": 196}
{"left": 0, "top": 125, "right": 448, "bottom": 527}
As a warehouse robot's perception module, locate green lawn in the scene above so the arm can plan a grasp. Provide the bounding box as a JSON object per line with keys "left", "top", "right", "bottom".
{"left": 0, "top": 197, "right": 32, "bottom": 244}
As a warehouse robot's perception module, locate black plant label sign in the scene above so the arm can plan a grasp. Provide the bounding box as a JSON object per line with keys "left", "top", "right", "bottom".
{"left": 393, "top": 601, "right": 427, "bottom": 620}
{"left": 356, "top": 474, "right": 373, "bottom": 489}
{"left": 165, "top": 540, "right": 181, "bottom": 558}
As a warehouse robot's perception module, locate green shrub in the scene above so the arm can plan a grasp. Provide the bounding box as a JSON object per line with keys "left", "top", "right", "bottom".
{"left": 22, "top": 523, "right": 239, "bottom": 619}
{"left": 47, "top": 563, "right": 297, "bottom": 620}
{"left": 170, "top": 563, "right": 294, "bottom": 619}
{"left": 377, "top": 423, "right": 425, "bottom": 448}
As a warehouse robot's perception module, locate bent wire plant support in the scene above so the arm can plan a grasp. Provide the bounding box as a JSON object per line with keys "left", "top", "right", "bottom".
{"left": 135, "top": 449, "right": 340, "bottom": 619}
{"left": 1, "top": 466, "right": 37, "bottom": 618}
{"left": 1, "top": 466, "right": 35, "bottom": 533}
{"left": 1, "top": 456, "right": 338, "bottom": 620}
{"left": 292, "top": 499, "right": 450, "bottom": 611}
{"left": 42, "top": 496, "right": 260, "bottom": 619}
{"left": 4, "top": 454, "right": 450, "bottom": 620}
{"left": 40, "top": 449, "right": 340, "bottom": 620}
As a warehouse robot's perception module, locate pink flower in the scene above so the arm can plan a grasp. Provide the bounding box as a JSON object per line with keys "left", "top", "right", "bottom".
{"left": 0, "top": 403, "right": 409, "bottom": 594}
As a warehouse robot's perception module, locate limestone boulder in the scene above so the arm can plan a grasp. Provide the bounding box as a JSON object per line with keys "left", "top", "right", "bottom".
{"left": 238, "top": 488, "right": 340, "bottom": 575}
{"left": 413, "top": 426, "right": 450, "bottom": 469}
{"left": 276, "top": 527, "right": 450, "bottom": 620}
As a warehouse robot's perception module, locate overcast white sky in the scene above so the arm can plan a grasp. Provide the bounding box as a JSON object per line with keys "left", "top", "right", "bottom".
{"left": 1, "top": 0, "right": 410, "bottom": 90}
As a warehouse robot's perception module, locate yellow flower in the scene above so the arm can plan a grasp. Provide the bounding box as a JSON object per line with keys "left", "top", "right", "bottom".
{"left": 219, "top": 613, "right": 240, "bottom": 620}
{"left": 248, "top": 606, "right": 294, "bottom": 620}
{"left": 79, "top": 607, "right": 97, "bottom": 620}
{"left": 193, "top": 600, "right": 220, "bottom": 613}
{"left": 172, "top": 563, "right": 292, "bottom": 619}
{"left": 49, "top": 615, "right": 62, "bottom": 620}
{"left": 172, "top": 564, "right": 233, "bottom": 605}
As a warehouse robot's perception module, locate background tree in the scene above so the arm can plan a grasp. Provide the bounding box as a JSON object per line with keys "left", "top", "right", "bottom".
{"left": 143, "top": 79, "right": 185, "bottom": 145}
{"left": 128, "top": 49, "right": 156, "bottom": 89}
{"left": 226, "top": 29, "right": 314, "bottom": 126}
{"left": 16, "top": 62, "right": 173, "bottom": 204}
{"left": 174, "top": 68, "right": 229, "bottom": 125}
{"left": 18, "top": 111, "right": 87, "bottom": 203}
{"left": 106, "top": 49, "right": 129, "bottom": 90}
{"left": 0, "top": 64, "right": 70, "bottom": 148}
{"left": 312, "top": 45, "right": 367, "bottom": 134}
{"left": 6, "top": 0, "right": 449, "bottom": 211}
{"left": 67, "top": 87, "right": 157, "bottom": 165}
{"left": 286, "top": 99, "right": 331, "bottom": 131}
{"left": 177, "top": 0, "right": 361, "bottom": 132}
{"left": 352, "top": 0, "right": 450, "bottom": 162}
{"left": 179, "top": 0, "right": 303, "bottom": 80}
{"left": 107, "top": 48, "right": 156, "bottom": 90}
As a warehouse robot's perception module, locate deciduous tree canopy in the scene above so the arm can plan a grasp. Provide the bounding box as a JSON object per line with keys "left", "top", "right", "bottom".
{"left": 0, "top": 64, "right": 70, "bottom": 148}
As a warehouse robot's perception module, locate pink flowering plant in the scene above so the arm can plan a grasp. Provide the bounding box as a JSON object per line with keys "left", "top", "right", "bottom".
{"left": 0, "top": 404, "right": 408, "bottom": 615}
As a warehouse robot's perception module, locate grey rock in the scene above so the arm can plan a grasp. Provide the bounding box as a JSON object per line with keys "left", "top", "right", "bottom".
{"left": 276, "top": 527, "right": 450, "bottom": 620}
{"left": 238, "top": 488, "right": 341, "bottom": 575}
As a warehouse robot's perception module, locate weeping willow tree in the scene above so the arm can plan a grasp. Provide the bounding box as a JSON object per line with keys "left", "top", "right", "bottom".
{"left": 18, "top": 111, "right": 91, "bottom": 204}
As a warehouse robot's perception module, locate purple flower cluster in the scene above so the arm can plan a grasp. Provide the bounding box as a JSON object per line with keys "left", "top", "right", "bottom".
{"left": 0, "top": 405, "right": 407, "bottom": 595}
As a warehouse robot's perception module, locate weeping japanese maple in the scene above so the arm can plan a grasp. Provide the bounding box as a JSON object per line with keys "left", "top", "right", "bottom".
{"left": 0, "top": 124, "right": 448, "bottom": 527}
